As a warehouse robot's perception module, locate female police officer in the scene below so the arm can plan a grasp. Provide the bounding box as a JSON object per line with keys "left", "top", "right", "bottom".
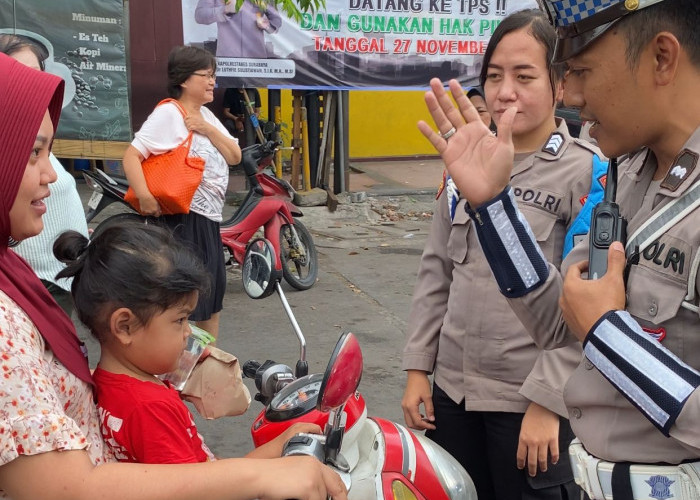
{"left": 402, "top": 9, "right": 607, "bottom": 500}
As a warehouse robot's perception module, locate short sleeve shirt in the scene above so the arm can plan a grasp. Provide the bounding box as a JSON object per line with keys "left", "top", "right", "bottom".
{"left": 0, "top": 291, "right": 111, "bottom": 498}
{"left": 131, "top": 102, "right": 235, "bottom": 222}
{"left": 93, "top": 367, "right": 215, "bottom": 464}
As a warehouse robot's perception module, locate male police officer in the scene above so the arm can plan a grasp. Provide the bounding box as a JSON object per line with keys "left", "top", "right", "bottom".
{"left": 417, "top": 0, "right": 700, "bottom": 499}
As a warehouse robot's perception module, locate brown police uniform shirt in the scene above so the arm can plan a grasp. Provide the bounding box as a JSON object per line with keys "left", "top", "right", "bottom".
{"left": 509, "top": 126, "right": 700, "bottom": 463}
{"left": 403, "top": 120, "right": 601, "bottom": 415}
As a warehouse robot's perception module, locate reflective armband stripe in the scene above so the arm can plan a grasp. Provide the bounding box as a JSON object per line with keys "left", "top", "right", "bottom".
{"left": 465, "top": 186, "right": 549, "bottom": 298}
{"left": 584, "top": 310, "right": 700, "bottom": 435}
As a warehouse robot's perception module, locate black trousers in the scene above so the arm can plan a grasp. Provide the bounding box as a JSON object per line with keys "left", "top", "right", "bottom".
{"left": 426, "top": 384, "right": 584, "bottom": 500}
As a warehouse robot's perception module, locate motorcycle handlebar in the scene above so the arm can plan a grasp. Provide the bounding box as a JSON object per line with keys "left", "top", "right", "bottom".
{"left": 242, "top": 360, "right": 261, "bottom": 379}
{"left": 240, "top": 140, "right": 281, "bottom": 176}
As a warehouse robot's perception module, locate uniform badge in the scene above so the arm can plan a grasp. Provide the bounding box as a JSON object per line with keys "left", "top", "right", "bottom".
{"left": 436, "top": 170, "right": 447, "bottom": 200}
{"left": 642, "top": 326, "right": 666, "bottom": 342}
{"left": 541, "top": 132, "right": 564, "bottom": 156}
{"left": 645, "top": 475, "right": 674, "bottom": 500}
{"left": 661, "top": 149, "right": 697, "bottom": 192}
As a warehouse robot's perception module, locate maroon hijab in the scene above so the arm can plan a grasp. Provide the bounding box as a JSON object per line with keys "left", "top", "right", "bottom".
{"left": 0, "top": 53, "right": 92, "bottom": 385}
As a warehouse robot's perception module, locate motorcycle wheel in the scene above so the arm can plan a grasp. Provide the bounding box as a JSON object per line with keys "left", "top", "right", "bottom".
{"left": 90, "top": 212, "right": 149, "bottom": 240}
{"left": 279, "top": 219, "right": 318, "bottom": 290}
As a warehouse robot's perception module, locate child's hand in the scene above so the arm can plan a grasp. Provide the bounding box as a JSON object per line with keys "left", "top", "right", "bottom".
{"left": 278, "top": 422, "right": 323, "bottom": 444}
{"left": 246, "top": 422, "right": 322, "bottom": 459}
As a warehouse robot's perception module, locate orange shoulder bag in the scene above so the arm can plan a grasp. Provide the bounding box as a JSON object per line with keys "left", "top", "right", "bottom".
{"left": 125, "top": 98, "right": 205, "bottom": 215}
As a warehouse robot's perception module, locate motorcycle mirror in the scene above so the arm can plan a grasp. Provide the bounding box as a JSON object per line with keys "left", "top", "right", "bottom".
{"left": 317, "top": 332, "right": 363, "bottom": 413}
{"left": 242, "top": 238, "right": 282, "bottom": 299}
{"left": 261, "top": 120, "right": 277, "bottom": 135}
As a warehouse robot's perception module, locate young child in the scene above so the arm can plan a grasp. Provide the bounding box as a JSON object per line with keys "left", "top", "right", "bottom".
{"left": 55, "top": 220, "right": 317, "bottom": 464}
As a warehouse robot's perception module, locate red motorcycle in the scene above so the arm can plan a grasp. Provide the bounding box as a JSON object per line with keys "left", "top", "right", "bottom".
{"left": 240, "top": 238, "right": 477, "bottom": 500}
{"left": 82, "top": 141, "right": 318, "bottom": 290}
{"left": 220, "top": 141, "right": 318, "bottom": 290}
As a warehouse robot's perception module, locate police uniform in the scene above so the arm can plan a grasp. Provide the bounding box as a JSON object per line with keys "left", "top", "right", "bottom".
{"left": 507, "top": 130, "right": 700, "bottom": 460}
{"left": 402, "top": 119, "right": 606, "bottom": 499}
{"left": 471, "top": 118, "right": 700, "bottom": 500}
{"left": 437, "top": 0, "right": 700, "bottom": 498}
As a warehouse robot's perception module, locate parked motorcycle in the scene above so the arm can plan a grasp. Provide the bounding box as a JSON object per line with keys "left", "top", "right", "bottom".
{"left": 81, "top": 141, "right": 318, "bottom": 290}
{"left": 240, "top": 238, "right": 477, "bottom": 500}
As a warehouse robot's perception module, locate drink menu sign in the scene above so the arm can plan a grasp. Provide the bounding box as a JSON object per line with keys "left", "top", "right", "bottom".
{"left": 1, "top": 0, "right": 131, "bottom": 141}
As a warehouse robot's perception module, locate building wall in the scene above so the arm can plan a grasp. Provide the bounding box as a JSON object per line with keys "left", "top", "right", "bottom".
{"left": 255, "top": 89, "right": 435, "bottom": 160}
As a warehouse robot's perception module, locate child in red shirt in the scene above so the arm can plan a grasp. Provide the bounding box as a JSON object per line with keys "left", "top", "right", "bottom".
{"left": 56, "top": 219, "right": 316, "bottom": 464}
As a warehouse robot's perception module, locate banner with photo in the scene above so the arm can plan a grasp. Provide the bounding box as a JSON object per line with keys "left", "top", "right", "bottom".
{"left": 183, "top": 0, "right": 537, "bottom": 89}
{"left": 0, "top": 0, "right": 131, "bottom": 141}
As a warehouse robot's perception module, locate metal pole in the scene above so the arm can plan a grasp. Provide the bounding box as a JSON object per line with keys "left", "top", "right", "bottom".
{"left": 305, "top": 91, "right": 320, "bottom": 188}
{"left": 275, "top": 282, "right": 307, "bottom": 363}
{"left": 333, "top": 90, "right": 349, "bottom": 194}
{"left": 301, "top": 107, "right": 312, "bottom": 191}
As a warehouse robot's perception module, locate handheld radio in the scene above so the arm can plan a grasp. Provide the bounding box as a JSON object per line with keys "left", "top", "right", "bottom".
{"left": 588, "top": 157, "right": 627, "bottom": 279}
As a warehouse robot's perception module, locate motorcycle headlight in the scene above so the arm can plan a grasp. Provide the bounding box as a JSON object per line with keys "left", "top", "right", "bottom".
{"left": 392, "top": 481, "right": 418, "bottom": 500}
{"left": 413, "top": 432, "right": 477, "bottom": 500}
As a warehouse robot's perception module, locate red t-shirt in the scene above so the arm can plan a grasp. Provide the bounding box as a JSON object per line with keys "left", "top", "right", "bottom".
{"left": 93, "top": 367, "right": 215, "bottom": 463}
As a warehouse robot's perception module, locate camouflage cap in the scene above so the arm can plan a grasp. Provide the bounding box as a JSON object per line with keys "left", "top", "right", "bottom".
{"left": 537, "top": 0, "right": 666, "bottom": 61}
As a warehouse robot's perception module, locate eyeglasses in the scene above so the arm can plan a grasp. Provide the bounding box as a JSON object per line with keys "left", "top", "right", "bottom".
{"left": 192, "top": 72, "right": 216, "bottom": 80}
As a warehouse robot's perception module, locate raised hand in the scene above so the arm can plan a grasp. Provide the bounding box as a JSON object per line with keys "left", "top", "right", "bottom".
{"left": 418, "top": 78, "right": 517, "bottom": 206}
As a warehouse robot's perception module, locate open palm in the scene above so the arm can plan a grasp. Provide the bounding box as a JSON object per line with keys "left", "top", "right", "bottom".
{"left": 418, "top": 78, "right": 516, "bottom": 206}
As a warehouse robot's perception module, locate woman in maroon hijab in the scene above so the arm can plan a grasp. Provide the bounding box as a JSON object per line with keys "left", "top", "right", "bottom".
{"left": 0, "top": 52, "right": 346, "bottom": 500}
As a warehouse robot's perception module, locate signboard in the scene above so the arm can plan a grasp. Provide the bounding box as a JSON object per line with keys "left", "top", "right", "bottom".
{"left": 0, "top": 0, "right": 131, "bottom": 141}
{"left": 183, "top": 0, "right": 537, "bottom": 89}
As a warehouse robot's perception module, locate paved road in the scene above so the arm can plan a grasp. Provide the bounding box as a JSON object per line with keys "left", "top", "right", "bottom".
{"left": 77, "top": 183, "right": 438, "bottom": 458}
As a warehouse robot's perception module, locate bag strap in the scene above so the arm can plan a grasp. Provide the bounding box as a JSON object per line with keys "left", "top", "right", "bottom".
{"left": 625, "top": 178, "right": 700, "bottom": 312}
{"left": 154, "top": 98, "right": 195, "bottom": 150}
{"left": 156, "top": 98, "right": 188, "bottom": 118}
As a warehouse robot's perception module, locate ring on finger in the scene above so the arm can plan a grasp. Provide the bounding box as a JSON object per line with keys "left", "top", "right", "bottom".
{"left": 440, "top": 127, "right": 457, "bottom": 141}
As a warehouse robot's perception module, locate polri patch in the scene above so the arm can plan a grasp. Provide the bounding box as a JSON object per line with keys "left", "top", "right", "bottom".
{"left": 645, "top": 475, "right": 674, "bottom": 500}
{"left": 541, "top": 132, "right": 564, "bottom": 156}
{"left": 661, "top": 149, "right": 697, "bottom": 192}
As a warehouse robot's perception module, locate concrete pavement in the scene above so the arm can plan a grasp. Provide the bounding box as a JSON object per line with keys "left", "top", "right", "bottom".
{"left": 226, "top": 156, "right": 446, "bottom": 196}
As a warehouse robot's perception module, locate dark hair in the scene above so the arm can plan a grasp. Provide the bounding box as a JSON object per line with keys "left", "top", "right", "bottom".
{"left": 466, "top": 87, "right": 484, "bottom": 99}
{"left": 167, "top": 45, "right": 216, "bottom": 99}
{"left": 479, "top": 9, "right": 563, "bottom": 104}
{"left": 0, "top": 34, "right": 49, "bottom": 71}
{"left": 617, "top": 0, "right": 700, "bottom": 69}
{"left": 54, "top": 220, "right": 210, "bottom": 343}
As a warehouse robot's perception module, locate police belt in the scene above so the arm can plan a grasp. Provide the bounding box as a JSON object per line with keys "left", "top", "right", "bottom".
{"left": 569, "top": 439, "right": 700, "bottom": 500}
